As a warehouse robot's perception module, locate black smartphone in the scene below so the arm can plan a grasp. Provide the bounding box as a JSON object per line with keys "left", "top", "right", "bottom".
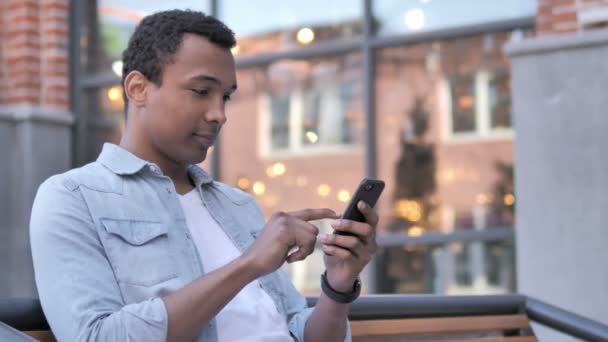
{"left": 335, "top": 178, "right": 385, "bottom": 235}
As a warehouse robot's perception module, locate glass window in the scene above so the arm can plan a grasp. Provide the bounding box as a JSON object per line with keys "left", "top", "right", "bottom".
{"left": 373, "top": 30, "right": 518, "bottom": 295}
{"left": 219, "top": 0, "right": 361, "bottom": 57}
{"left": 449, "top": 74, "right": 476, "bottom": 133}
{"left": 81, "top": 0, "right": 210, "bottom": 75}
{"left": 374, "top": 0, "right": 537, "bottom": 36}
{"left": 260, "top": 54, "right": 364, "bottom": 155}
{"left": 375, "top": 239, "right": 515, "bottom": 295}
{"left": 489, "top": 70, "right": 512, "bottom": 129}
{"left": 79, "top": 85, "right": 125, "bottom": 163}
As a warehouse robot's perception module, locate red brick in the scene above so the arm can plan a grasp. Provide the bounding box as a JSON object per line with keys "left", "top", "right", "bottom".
{"left": 40, "top": 2, "right": 68, "bottom": 11}
{"left": 7, "top": 2, "right": 38, "bottom": 12}
{"left": 7, "top": 95, "right": 40, "bottom": 104}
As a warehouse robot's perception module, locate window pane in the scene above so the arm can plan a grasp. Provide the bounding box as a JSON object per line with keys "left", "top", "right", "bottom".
{"left": 81, "top": 0, "right": 210, "bottom": 75}
{"left": 374, "top": 0, "right": 537, "bottom": 36}
{"left": 270, "top": 94, "right": 290, "bottom": 150}
{"left": 489, "top": 71, "right": 512, "bottom": 129}
{"left": 376, "top": 240, "right": 515, "bottom": 294}
{"left": 219, "top": 0, "right": 361, "bottom": 57}
{"left": 374, "top": 30, "right": 519, "bottom": 295}
{"left": 261, "top": 54, "right": 363, "bottom": 153}
{"left": 450, "top": 75, "right": 476, "bottom": 133}
{"left": 79, "top": 85, "right": 125, "bottom": 163}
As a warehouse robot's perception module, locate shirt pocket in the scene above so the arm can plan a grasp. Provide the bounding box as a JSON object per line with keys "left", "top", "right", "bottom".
{"left": 100, "top": 218, "right": 178, "bottom": 287}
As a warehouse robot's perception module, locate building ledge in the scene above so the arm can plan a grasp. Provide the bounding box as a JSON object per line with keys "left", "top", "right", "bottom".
{"left": 505, "top": 28, "right": 608, "bottom": 57}
{"left": 0, "top": 105, "right": 74, "bottom": 126}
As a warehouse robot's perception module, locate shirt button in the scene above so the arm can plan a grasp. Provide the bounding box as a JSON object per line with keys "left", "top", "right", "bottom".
{"left": 148, "top": 165, "right": 156, "bottom": 172}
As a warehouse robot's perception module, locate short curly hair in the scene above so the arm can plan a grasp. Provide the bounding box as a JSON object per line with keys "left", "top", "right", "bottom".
{"left": 121, "top": 10, "right": 236, "bottom": 112}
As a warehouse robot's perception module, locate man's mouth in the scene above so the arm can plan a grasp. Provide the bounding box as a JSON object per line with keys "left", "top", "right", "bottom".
{"left": 192, "top": 133, "right": 216, "bottom": 147}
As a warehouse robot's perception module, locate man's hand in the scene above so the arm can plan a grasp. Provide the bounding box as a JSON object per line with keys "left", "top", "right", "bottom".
{"left": 320, "top": 201, "right": 379, "bottom": 292}
{"left": 242, "top": 208, "right": 338, "bottom": 278}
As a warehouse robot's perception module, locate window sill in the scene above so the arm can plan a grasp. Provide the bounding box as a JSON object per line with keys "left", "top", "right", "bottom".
{"left": 442, "top": 130, "right": 514, "bottom": 145}
{"left": 261, "top": 144, "right": 362, "bottom": 160}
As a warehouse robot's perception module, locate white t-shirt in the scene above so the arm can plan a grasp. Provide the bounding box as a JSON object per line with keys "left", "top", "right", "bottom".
{"left": 178, "top": 189, "right": 292, "bottom": 342}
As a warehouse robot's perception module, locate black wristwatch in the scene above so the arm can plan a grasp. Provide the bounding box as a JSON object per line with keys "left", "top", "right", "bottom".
{"left": 321, "top": 271, "right": 361, "bottom": 304}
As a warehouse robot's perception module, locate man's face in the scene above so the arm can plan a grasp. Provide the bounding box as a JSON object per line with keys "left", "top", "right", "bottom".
{"left": 141, "top": 34, "right": 237, "bottom": 165}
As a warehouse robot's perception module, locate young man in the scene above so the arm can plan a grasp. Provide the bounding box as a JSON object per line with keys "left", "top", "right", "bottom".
{"left": 30, "top": 10, "right": 378, "bottom": 342}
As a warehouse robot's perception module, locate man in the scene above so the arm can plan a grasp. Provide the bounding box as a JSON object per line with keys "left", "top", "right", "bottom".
{"left": 30, "top": 10, "right": 378, "bottom": 342}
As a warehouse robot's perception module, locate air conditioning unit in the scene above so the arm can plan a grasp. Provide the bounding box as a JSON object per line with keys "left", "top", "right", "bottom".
{"left": 578, "top": 5, "right": 608, "bottom": 29}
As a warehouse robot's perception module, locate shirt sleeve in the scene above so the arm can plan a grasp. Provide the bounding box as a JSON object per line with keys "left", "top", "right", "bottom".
{"left": 30, "top": 175, "right": 169, "bottom": 342}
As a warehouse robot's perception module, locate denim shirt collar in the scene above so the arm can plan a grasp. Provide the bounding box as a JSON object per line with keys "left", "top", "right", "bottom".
{"left": 97, "top": 143, "right": 214, "bottom": 186}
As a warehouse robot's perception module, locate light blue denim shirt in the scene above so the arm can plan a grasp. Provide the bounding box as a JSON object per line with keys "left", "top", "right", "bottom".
{"left": 30, "top": 143, "right": 351, "bottom": 342}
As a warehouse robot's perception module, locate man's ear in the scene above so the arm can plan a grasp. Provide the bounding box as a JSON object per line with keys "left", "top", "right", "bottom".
{"left": 124, "top": 70, "right": 148, "bottom": 108}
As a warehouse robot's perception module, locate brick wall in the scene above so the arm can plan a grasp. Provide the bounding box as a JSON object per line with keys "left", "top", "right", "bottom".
{"left": 537, "top": 0, "right": 608, "bottom": 35}
{"left": 0, "top": 0, "right": 69, "bottom": 110}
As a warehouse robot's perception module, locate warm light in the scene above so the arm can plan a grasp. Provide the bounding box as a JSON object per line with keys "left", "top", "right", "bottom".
{"left": 459, "top": 95, "right": 474, "bottom": 108}
{"left": 252, "top": 182, "right": 266, "bottom": 195}
{"left": 272, "top": 163, "right": 286, "bottom": 176}
{"left": 337, "top": 190, "right": 351, "bottom": 203}
{"left": 237, "top": 177, "right": 250, "bottom": 190}
{"left": 504, "top": 194, "right": 515, "bottom": 206}
{"left": 394, "top": 199, "right": 422, "bottom": 222}
{"left": 305, "top": 131, "right": 319, "bottom": 144}
{"left": 296, "top": 176, "right": 308, "bottom": 187}
{"left": 408, "top": 210, "right": 422, "bottom": 222}
{"left": 408, "top": 226, "right": 425, "bottom": 237}
{"left": 296, "top": 27, "right": 315, "bottom": 45}
{"left": 107, "top": 86, "right": 122, "bottom": 102}
{"left": 266, "top": 162, "right": 286, "bottom": 177}
{"left": 476, "top": 193, "right": 489, "bottom": 205}
{"left": 112, "top": 60, "right": 123, "bottom": 77}
{"left": 231, "top": 44, "right": 240, "bottom": 55}
{"left": 317, "top": 184, "right": 331, "bottom": 197}
{"left": 441, "top": 169, "right": 457, "bottom": 183}
{"left": 404, "top": 9, "right": 425, "bottom": 31}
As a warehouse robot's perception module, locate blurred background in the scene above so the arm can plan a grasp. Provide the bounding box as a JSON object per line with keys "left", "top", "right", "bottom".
{"left": 1, "top": 1, "right": 607, "bottom": 341}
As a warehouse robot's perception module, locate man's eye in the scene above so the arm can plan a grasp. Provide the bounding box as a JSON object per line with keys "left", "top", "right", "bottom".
{"left": 192, "top": 89, "right": 209, "bottom": 96}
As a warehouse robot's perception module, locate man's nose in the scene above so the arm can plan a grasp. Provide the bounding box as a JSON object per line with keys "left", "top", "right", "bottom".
{"left": 205, "top": 100, "right": 227, "bottom": 125}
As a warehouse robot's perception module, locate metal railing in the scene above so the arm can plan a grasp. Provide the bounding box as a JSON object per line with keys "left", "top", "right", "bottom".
{"left": 306, "top": 295, "right": 608, "bottom": 341}
{"left": 1, "top": 295, "right": 607, "bottom": 341}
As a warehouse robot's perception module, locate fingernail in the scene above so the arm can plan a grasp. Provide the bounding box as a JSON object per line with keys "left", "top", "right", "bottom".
{"left": 358, "top": 201, "right": 366, "bottom": 209}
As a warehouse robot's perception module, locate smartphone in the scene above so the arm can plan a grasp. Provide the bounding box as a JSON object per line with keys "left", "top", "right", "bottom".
{"left": 335, "top": 178, "right": 385, "bottom": 235}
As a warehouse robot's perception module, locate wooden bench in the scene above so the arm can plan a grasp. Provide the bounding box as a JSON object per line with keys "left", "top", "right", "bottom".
{"left": 5, "top": 295, "right": 608, "bottom": 341}
{"left": 350, "top": 314, "right": 535, "bottom": 341}
{"left": 4, "top": 295, "right": 541, "bottom": 342}
{"left": 325, "top": 295, "right": 536, "bottom": 341}
{"left": 20, "top": 316, "right": 535, "bottom": 342}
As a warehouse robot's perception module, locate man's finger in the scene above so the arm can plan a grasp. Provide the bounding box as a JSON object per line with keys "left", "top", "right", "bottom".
{"left": 288, "top": 208, "right": 338, "bottom": 222}
{"left": 322, "top": 244, "right": 356, "bottom": 259}
{"left": 331, "top": 219, "right": 374, "bottom": 241}
{"left": 321, "top": 234, "right": 361, "bottom": 256}
{"left": 357, "top": 201, "right": 379, "bottom": 227}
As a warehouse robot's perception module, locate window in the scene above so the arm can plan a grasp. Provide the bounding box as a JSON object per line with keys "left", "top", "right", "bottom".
{"left": 442, "top": 70, "right": 513, "bottom": 142}
{"left": 259, "top": 56, "right": 363, "bottom": 156}
{"left": 374, "top": 0, "right": 537, "bottom": 36}
{"left": 219, "top": 0, "right": 361, "bottom": 57}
